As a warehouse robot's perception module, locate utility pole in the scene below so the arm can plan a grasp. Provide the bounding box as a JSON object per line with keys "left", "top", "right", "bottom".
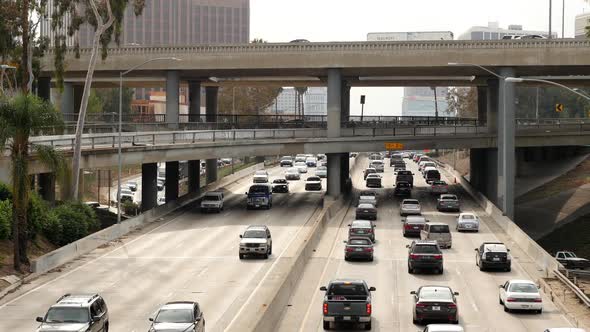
{"left": 547, "top": 0, "right": 553, "bottom": 39}
{"left": 562, "top": 0, "right": 565, "bottom": 38}
{"left": 431, "top": 87, "right": 439, "bottom": 122}
{"left": 360, "top": 95, "right": 366, "bottom": 122}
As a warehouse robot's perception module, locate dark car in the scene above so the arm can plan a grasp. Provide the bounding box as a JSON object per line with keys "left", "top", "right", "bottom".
{"left": 437, "top": 194, "right": 460, "bottom": 212}
{"left": 355, "top": 203, "right": 377, "bottom": 220}
{"left": 390, "top": 156, "right": 403, "bottom": 167}
{"left": 320, "top": 279, "right": 375, "bottom": 330}
{"left": 348, "top": 219, "right": 376, "bottom": 242}
{"left": 403, "top": 215, "right": 428, "bottom": 237}
{"left": 411, "top": 286, "right": 459, "bottom": 325}
{"left": 407, "top": 240, "right": 443, "bottom": 274}
{"left": 475, "top": 242, "right": 511, "bottom": 272}
{"left": 395, "top": 170, "right": 414, "bottom": 188}
{"left": 271, "top": 178, "right": 289, "bottom": 193}
{"left": 363, "top": 168, "right": 377, "bottom": 180}
{"left": 344, "top": 237, "right": 374, "bottom": 261}
{"left": 148, "top": 301, "right": 205, "bottom": 332}
{"left": 394, "top": 181, "right": 412, "bottom": 197}
{"left": 305, "top": 176, "right": 322, "bottom": 191}
{"left": 36, "top": 294, "right": 109, "bottom": 332}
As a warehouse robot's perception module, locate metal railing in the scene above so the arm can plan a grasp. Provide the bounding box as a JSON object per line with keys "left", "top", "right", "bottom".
{"left": 554, "top": 269, "right": 590, "bottom": 307}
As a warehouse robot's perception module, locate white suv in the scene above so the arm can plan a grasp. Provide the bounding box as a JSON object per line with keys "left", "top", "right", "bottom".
{"left": 200, "top": 191, "right": 224, "bottom": 213}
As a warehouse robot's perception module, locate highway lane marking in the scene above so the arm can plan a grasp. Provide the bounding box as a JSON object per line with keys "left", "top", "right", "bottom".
{"left": 224, "top": 202, "right": 323, "bottom": 331}
{"left": 197, "top": 267, "right": 209, "bottom": 278}
{"left": 0, "top": 166, "right": 273, "bottom": 310}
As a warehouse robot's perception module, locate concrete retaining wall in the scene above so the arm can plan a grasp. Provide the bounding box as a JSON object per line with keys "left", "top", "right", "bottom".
{"left": 31, "top": 163, "right": 265, "bottom": 274}
{"left": 444, "top": 165, "right": 560, "bottom": 276}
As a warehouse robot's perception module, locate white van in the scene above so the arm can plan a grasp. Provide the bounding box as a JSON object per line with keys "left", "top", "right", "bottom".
{"left": 253, "top": 174, "right": 269, "bottom": 183}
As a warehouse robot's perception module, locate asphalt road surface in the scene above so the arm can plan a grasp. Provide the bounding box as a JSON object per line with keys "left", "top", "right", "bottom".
{"left": 275, "top": 156, "right": 574, "bottom": 332}
{"left": 0, "top": 164, "right": 326, "bottom": 332}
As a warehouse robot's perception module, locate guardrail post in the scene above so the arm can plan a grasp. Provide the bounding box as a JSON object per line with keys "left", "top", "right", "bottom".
{"left": 413, "top": 127, "right": 416, "bottom": 136}
{"left": 372, "top": 128, "right": 376, "bottom": 137}
{"left": 253, "top": 130, "right": 256, "bottom": 140}
{"left": 91, "top": 137, "right": 95, "bottom": 150}
{"left": 71, "top": 138, "right": 74, "bottom": 150}
{"left": 273, "top": 129, "right": 276, "bottom": 139}
{"left": 192, "top": 132, "right": 196, "bottom": 143}
{"left": 152, "top": 134, "right": 156, "bottom": 145}
{"left": 233, "top": 130, "right": 236, "bottom": 141}
{"left": 132, "top": 136, "right": 135, "bottom": 146}
{"left": 213, "top": 131, "right": 216, "bottom": 142}
{"left": 434, "top": 127, "right": 437, "bottom": 136}
{"left": 172, "top": 133, "right": 176, "bottom": 144}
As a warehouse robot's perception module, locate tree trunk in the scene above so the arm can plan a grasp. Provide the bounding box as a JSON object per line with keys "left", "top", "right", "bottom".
{"left": 12, "top": 142, "right": 30, "bottom": 271}
{"left": 71, "top": 0, "right": 114, "bottom": 199}
{"left": 20, "top": 0, "right": 30, "bottom": 93}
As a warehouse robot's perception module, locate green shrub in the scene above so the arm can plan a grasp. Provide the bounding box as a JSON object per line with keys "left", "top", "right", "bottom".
{"left": 0, "top": 200, "right": 12, "bottom": 240}
{"left": 122, "top": 201, "right": 139, "bottom": 216}
{"left": 0, "top": 182, "right": 11, "bottom": 201}
{"left": 48, "top": 201, "right": 100, "bottom": 246}
{"left": 28, "top": 192, "right": 49, "bottom": 239}
{"left": 42, "top": 212, "right": 62, "bottom": 245}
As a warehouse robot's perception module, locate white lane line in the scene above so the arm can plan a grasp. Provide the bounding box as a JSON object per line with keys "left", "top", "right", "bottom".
{"left": 224, "top": 204, "right": 320, "bottom": 331}
{"left": 197, "top": 267, "right": 209, "bottom": 278}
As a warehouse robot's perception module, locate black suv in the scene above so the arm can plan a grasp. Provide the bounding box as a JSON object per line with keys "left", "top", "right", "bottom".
{"left": 475, "top": 242, "right": 511, "bottom": 271}
{"left": 407, "top": 240, "right": 443, "bottom": 274}
{"left": 394, "top": 181, "right": 412, "bottom": 197}
{"left": 36, "top": 294, "right": 109, "bottom": 332}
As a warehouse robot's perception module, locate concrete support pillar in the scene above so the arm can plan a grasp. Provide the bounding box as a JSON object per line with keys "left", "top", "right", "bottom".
{"left": 327, "top": 153, "right": 342, "bottom": 197}
{"left": 341, "top": 83, "right": 350, "bottom": 124}
{"left": 206, "top": 159, "right": 218, "bottom": 184}
{"left": 327, "top": 69, "right": 342, "bottom": 138}
{"left": 165, "top": 161, "right": 179, "bottom": 203}
{"left": 498, "top": 68, "right": 516, "bottom": 219}
{"left": 141, "top": 163, "right": 158, "bottom": 212}
{"left": 339, "top": 153, "right": 350, "bottom": 194}
{"left": 476, "top": 86, "right": 487, "bottom": 126}
{"left": 61, "top": 82, "right": 74, "bottom": 116}
{"left": 515, "top": 148, "right": 527, "bottom": 177}
{"left": 38, "top": 173, "right": 55, "bottom": 203}
{"left": 487, "top": 79, "right": 499, "bottom": 134}
{"left": 188, "top": 160, "right": 201, "bottom": 193}
{"left": 188, "top": 81, "right": 201, "bottom": 122}
{"left": 166, "top": 71, "right": 180, "bottom": 128}
{"left": 38, "top": 77, "right": 51, "bottom": 101}
{"left": 73, "top": 85, "right": 83, "bottom": 115}
{"left": 469, "top": 148, "right": 499, "bottom": 206}
{"left": 206, "top": 87, "right": 219, "bottom": 123}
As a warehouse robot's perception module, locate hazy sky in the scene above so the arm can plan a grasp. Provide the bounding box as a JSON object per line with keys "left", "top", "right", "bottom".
{"left": 250, "top": 0, "right": 589, "bottom": 115}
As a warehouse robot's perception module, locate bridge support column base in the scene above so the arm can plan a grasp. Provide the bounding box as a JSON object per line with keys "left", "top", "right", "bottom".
{"left": 206, "top": 159, "right": 218, "bottom": 184}
{"left": 327, "top": 153, "right": 342, "bottom": 198}
{"left": 165, "top": 161, "right": 179, "bottom": 203}
{"left": 188, "top": 160, "right": 201, "bottom": 194}
{"left": 142, "top": 163, "right": 158, "bottom": 212}
{"left": 38, "top": 173, "right": 55, "bottom": 204}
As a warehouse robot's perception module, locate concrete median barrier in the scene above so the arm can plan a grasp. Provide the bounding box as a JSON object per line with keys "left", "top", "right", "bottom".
{"left": 31, "top": 163, "right": 265, "bottom": 275}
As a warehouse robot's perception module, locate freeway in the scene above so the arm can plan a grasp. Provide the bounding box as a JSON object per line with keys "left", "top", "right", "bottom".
{"left": 0, "top": 165, "right": 326, "bottom": 331}
{"left": 276, "top": 156, "right": 573, "bottom": 331}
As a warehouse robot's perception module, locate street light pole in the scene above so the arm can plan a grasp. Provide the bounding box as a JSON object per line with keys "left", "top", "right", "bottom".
{"left": 562, "top": 0, "right": 565, "bottom": 38}
{"left": 117, "top": 57, "right": 181, "bottom": 224}
{"left": 505, "top": 77, "right": 590, "bottom": 101}
{"left": 431, "top": 87, "right": 439, "bottom": 122}
{"left": 549, "top": 0, "right": 553, "bottom": 39}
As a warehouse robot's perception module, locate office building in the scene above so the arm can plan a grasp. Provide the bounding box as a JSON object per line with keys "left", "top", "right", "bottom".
{"left": 367, "top": 31, "right": 453, "bottom": 41}
{"left": 458, "top": 21, "right": 556, "bottom": 40}
{"left": 575, "top": 13, "right": 590, "bottom": 39}
{"left": 267, "top": 87, "right": 328, "bottom": 116}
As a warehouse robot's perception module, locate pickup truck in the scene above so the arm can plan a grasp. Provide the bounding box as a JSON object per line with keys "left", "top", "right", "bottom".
{"left": 555, "top": 251, "right": 590, "bottom": 269}
{"left": 320, "top": 279, "right": 375, "bottom": 330}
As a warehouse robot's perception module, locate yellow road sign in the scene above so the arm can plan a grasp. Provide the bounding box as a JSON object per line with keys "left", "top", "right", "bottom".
{"left": 385, "top": 142, "right": 404, "bottom": 150}
{"left": 556, "top": 103, "right": 564, "bottom": 113}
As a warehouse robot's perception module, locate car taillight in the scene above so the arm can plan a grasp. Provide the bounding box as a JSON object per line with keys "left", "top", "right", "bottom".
{"left": 323, "top": 303, "right": 328, "bottom": 314}
{"left": 416, "top": 302, "right": 427, "bottom": 308}
{"left": 366, "top": 303, "right": 372, "bottom": 315}
{"left": 345, "top": 247, "right": 355, "bottom": 252}
{"left": 364, "top": 247, "right": 373, "bottom": 252}
{"left": 533, "top": 298, "right": 542, "bottom": 302}
{"left": 433, "top": 255, "right": 443, "bottom": 260}
{"left": 410, "top": 254, "right": 420, "bottom": 259}
{"left": 447, "top": 303, "right": 457, "bottom": 309}
{"left": 367, "top": 229, "right": 373, "bottom": 233}
{"left": 404, "top": 224, "right": 412, "bottom": 229}
{"left": 506, "top": 297, "right": 517, "bottom": 302}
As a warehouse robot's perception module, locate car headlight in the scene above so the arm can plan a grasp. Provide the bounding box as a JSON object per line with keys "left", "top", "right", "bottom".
{"left": 481, "top": 253, "right": 487, "bottom": 260}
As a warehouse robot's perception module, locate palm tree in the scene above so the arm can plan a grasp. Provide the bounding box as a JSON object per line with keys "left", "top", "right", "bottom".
{"left": 296, "top": 87, "right": 308, "bottom": 119}
{"left": 0, "top": 94, "right": 66, "bottom": 272}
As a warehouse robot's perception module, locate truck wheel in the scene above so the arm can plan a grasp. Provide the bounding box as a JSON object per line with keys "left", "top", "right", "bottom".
{"left": 239, "top": 254, "right": 244, "bottom": 259}
{"left": 264, "top": 253, "right": 269, "bottom": 259}
{"left": 364, "top": 321, "right": 372, "bottom": 330}
{"left": 269, "top": 246, "right": 272, "bottom": 255}
{"left": 323, "top": 321, "right": 330, "bottom": 330}
{"left": 505, "top": 266, "right": 511, "bottom": 272}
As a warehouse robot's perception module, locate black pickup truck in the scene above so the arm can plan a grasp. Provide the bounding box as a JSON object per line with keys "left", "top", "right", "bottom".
{"left": 320, "top": 279, "right": 375, "bottom": 330}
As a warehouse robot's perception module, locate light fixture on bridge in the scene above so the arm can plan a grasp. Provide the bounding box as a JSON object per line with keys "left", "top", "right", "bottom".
{"left": 358, "top": 75, "right": 476, "bottom": 81}
{"left": 209, "top": 76, "right": 320, "bottom": 82}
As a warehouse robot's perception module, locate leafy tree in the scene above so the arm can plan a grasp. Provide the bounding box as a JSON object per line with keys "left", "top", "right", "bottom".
{"left": 446, "top": 87, "right": 477, "bottom": 118}
{"left": 87, "top": 90, "right": 103, "bottom": 114}
{"left": 94, "top": 87, "right": 133, "bottom": 115}
{"left": 0, "top": 199, "right": 12, "bottom": 240}
{"left": 218, "top": 86, "right": 282, "bottom": 116}
{"left": 0, "top": 94, "right": 67, "bottom": 271}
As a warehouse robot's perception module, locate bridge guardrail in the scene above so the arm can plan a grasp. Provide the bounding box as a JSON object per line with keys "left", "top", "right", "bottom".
{"left": 554, "top": 269, "right": 590, "bottom": 307}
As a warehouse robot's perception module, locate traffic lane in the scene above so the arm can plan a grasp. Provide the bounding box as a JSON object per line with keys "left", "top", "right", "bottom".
{"left": 0, "top": 165, "right": 324, "bottom": 332}
{"left": 280, "top": 156, "right": 572, "bottom": 331}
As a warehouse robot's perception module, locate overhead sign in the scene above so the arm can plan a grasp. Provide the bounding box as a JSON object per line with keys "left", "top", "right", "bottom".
{"left": 385, "top": 142, "right": 404, "bottom": 150}
{"left": 556, "top": 103, "right": 564, "bottom": 113}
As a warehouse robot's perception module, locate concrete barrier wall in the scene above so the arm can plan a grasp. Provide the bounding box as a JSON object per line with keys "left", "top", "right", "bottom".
{"left": 31, "top": 163, "right": 265, "bottom": 274}
{"left": 226, "top": 156, "right": 360, "bottom": 332}
{"left": 443, "top": 165, "right": 560, "bottom": 276}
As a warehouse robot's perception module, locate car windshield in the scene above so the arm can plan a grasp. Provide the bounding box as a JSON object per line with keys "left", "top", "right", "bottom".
{"left": 352, "top": 220, "right": 371, "bottom": 227}
{"left": 255, "top": 171, "right": 267, "bottom": 175}
{"left": 295, "top": 162, "right": 307, "bottom": 166}
{"left": 413, "top": 245, "right": 440, "bottom": 254}
{"left": 349, "top": 238, "right": 371, "bottom": 245}
{"left": 397, "top": 171, "right": 412, "bottom": 175}
{"left": 273, "top": 179, "right": 286, "bottom": 184}
{"left": 397, "top": 183, "right": 410, "bottom": 188}
{"left": 508, "top": 283, "right": 538, "bottom": 293}
{"left": 282, "top": 156, "right": 292, "bottom": 160}
{"left": 287, "top": 168, "right": 298, "bottom": 173}
{"left": 419, "top": 288, "right": 453, "bottom": 301}
{"left": 317, "top": 166, "right": 327, "bottom": 171}
{"left": 45, "top": 307, "right": 90, "bottom": 323}
{"left": 429, "top": 225, "right": 450, "bottom": 233}
{"left": 433, "top": 181, "right": 446, "bottom": 185}
{"left": 248, "top": 186, "right": 269, "bottom": 194}
{"left": 243, "top": 230, "right": 267, "bottom": 238}
{"left": 328, "top": 283, "right": 367, "bottom": 296}
{"left": 406, "top": 216, "right": 426, "bottom": 223}
{"left": 440, "top": 195, "right": 457, "bottom": 200}
{"left": 403, "top": 200, "right": 419, "bottom": 205}
{"left": 462, "top": 214, "right": 475, "bottom": 220}
{"left": 155, "top": 308, "right": 193, "bottom": 323}
{"left": 357, "top": 204, "right": 374, "bottom": 209}
{"left": 564, "top": 252, "right": 576, "bottom": 258}
{"left": 308, "top": 177, "right": 320, "bottom": 181}
{"left": 203, "top": 195, "right": 219, "bottom": 201}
